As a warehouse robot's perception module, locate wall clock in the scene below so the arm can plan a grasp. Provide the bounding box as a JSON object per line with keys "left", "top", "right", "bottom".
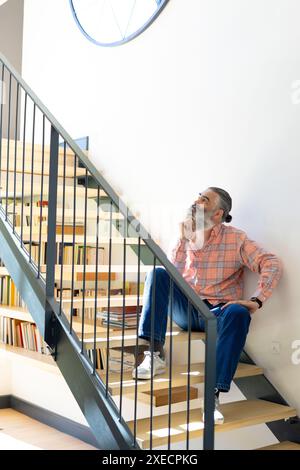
{"left": 69, "top": 0, "right": 170, "bottom": 47}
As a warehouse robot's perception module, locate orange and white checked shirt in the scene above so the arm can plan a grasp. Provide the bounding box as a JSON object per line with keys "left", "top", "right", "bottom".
{"left": 170, "top": 223, "right": 283, "bottom": 306}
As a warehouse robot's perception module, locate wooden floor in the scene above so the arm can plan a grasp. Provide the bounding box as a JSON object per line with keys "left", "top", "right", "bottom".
{"left": 0, "top": 409, "right": 96, "bottom": 450}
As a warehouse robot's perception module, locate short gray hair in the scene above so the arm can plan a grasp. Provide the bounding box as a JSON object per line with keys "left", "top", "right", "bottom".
{"left": 208, "top": 187, "right": 232, "bottom": 223}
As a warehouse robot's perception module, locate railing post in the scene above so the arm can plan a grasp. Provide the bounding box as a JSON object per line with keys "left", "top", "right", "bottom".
{"left": 203, "top": 317, "right": 217, "bottom": 450}
{"left": 44, "top": 125, "right": 59, "bottom": 348}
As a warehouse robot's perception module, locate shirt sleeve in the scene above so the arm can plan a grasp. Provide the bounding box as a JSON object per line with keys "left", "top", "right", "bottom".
{"left": 168, "top": 238, "right": 188, "bottom": 275}
{"left": 239, "top": 236, "right": 283, "bottom": 303}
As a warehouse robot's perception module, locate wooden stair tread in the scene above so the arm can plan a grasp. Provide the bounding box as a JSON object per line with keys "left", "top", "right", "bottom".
{"left": 1, "top": 138, "right": 83, "bottom": 157}
{"left": 72, "top": 321, "right": 107, "bottom": 335}
{"left": 258, "top": 441, "right": 300, "bottom": 450}
{"left": 41, "top": 264, "right": 152, "bottom": 273}
{"left": 84, "top": 330, "right": 205, "bottom": 349}
{"left": 0, "top": 183, "right": 101, "bottom": 199}
{"left": 19, "top": 235, "right": 144, "bottom": 244}
{"left": 128, "top": 399, "right": 297, "bottom": 449}
{"left": 137, "top": 386, "right": 199, "bottom": 407}
{"left": 0, "top": 165, "right": 86, "bottom": 178}
{"left": 62, "top": 294, "right": 143, "bottom": 308}
{"left": 12, "top": 206, "right": 124, "bottom": 220}
{"left": 98, "top": 362, "right": 263, "bottom": 397}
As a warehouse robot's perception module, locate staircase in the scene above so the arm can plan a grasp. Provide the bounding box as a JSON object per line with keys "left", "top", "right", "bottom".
{"left": 0, "top": 52, "right": 299, "bottom": 450}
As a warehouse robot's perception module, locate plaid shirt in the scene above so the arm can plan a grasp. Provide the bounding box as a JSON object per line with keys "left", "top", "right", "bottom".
{"left": 170, "top": 223, "right": 283, "bottom": 306}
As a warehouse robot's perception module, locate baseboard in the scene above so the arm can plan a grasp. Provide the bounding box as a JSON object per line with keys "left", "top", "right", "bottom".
{"left": 0, "top": 395, "right": 100, "bottom": 449}
{"left": 0, "top": 395, "right": 11, "bottom": 409}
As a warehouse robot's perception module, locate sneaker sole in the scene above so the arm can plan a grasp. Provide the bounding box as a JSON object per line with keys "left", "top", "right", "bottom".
{"left": 132, "top": 367, "right": 166, "bottom": 380}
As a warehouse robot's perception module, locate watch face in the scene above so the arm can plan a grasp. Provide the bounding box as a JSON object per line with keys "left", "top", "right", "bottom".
{"left": 69, "top": 0, "right": 169, "bottom": 47}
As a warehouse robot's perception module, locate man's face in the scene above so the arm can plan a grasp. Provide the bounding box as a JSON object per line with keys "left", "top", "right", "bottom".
{"left": 193, "top": 189, "right": 223, "bottom": 228}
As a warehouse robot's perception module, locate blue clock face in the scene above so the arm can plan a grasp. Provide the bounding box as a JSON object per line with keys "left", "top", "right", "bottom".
{"left": 70, "top": 0, "right": 169, "bottom": 47}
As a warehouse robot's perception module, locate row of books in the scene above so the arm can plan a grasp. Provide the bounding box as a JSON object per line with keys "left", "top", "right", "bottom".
{"left": 86, "top": 345, "right": 147, "bottom": 372}
{"left": 23, "top": 242, "right": 105, "bottom": 267}
{"left": 0, "top": 275, "right": 26, "bottom": 308}
{"left": 0, "top": 316, "right": 51, "bottom": 355}
{"left": 98, "top": 305, "right": 143, "bottom": 329}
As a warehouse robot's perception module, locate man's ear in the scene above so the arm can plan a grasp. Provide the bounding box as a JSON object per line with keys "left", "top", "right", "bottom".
{"left": 214, "top": 208, "right": 224, "bottom": 221}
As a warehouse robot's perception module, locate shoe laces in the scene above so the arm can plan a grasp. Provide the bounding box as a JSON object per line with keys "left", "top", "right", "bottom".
{"left": 142, "top": 351, "right": 160, "bottom": 367}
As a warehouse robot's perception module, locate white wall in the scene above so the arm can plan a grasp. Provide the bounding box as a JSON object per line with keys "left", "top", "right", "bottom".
{"left": 0, "top": 351, "right": 11, "bottom": 395}
{"left": 1, "top": 350, "right": 88, "bottom": 425}
{"left": 0, "top": 0, "right": 24, "bottom": 139}
{"left": 21, "top": 0, "right": 300, "bottom": 430}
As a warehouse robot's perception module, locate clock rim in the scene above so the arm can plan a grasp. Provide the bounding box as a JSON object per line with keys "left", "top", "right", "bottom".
{"left": 69, "top": 0, "right": 170, "bottom": 47}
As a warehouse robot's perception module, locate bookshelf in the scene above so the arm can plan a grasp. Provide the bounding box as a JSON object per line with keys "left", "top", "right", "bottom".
{"left": 0, "top": 304, "right": 52, "bottom": 359}
{"left": 0, "top": 343, "right": 55, "bottom": 367}
{"left": 0, "top": 268, "right": 145, "bottom": 373}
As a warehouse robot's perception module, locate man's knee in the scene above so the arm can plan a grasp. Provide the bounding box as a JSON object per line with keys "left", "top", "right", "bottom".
{"left": 223, "top": 303, "right": 251, "bottom": 323}
{"left": 146, "top": 267, "right": 169, "bottom": 282}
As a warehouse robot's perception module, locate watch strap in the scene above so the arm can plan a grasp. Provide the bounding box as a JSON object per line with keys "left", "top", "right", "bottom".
{"left": 250, "top": 297, "right": 263, "bottom": 309}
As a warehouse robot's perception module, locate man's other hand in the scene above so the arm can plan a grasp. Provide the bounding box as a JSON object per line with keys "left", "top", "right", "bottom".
{"left": 221, "top": 300, "right": 260, "bottom": 314}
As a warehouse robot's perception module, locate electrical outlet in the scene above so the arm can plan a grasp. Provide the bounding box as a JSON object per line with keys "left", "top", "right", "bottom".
{"left": 271, "top": 341, "right": 281, "bottom": 354}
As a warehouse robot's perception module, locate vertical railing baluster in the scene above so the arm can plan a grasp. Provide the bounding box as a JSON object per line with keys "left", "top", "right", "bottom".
{"left": 70, "top": 155, "right": 77, "bottom": 333}
{"left": 186, "top": 300, "right": 192, "bottom": 450}
{"left": 0, "top": 62, "right": 4, "bottom": 207}
{"left": 105, "top": 200, "right": 113, "bottom": 397}
{"left": 20, "top": 92, "right": 27, "bottom": 247}
{"left": 12, "top": 82, "right": 19, "bottom": 233}
{"left": 119, "top": 236, "right": 126, "bottom": 419}
{"left": 59, "top": 142, "right": 67, "bottom": 315}
{"left": 29, "top": 103, "right": 36, "bottom": 263}
{"left": 133, "top": 235, "right": 141, "bottom": 447}
{"left": 149, "top": 256, "right": 156, "bottom": 451}
{"left": 81, "top": 168, "right": 88, "bottom": 353}
{"left": 203, "top": 317, "right": 217, "bottom": 450}
{"left": 37, "top": 115, "right": 45, "bottom": 278}
{"left": 45, "top": 125, "right": 59, "bottom": 347}
{"left": 168, "top": 278, "right": 174, "bottom": 450}
{"left": 5, "top": 72, "right": 12, "bottom": 219}
{"left": 93, "top": 185, "right": 100, "bottom": 375}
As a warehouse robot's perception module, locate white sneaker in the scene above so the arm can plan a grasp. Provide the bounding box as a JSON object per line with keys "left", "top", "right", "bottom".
{"left": 132, "top": 351, "right": 166, "bottom": 380}
{"left": 202, "top": 396, "right": 224, "bottom": 425}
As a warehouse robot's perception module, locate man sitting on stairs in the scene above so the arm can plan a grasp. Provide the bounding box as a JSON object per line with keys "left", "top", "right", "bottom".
{"left": 132, "top": 187, "right": 283, "bottom": 424}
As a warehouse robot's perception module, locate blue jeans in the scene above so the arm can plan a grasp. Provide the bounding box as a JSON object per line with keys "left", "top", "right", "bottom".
{"left": 138, "top": 267, "right": 251, "bottom": 392}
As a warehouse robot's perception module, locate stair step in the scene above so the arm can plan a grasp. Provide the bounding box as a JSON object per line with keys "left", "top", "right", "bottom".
{"left": 258, "top": 441, "right": 300, "bottom": 450}
{"left": 48, "top": 264, "right": 152, "bottom": 273}
{"left": 1, "top": 138, "right": 83, "bottom": 161}
{"left": 137, "top": 386, "right": 199, "bottom": 407}
{"left": 40, "top": 264, "right": 151, "bottom": 283}
{"left": 72, "top": 321, "right": 107, "bottom": 335}
{"left": 13, "top": 206, "right": 124, "bottom": 221}
{"left": 0, "top": 266, "right": 117, "bottom": 282}
{"left": 20, "top": 234, "right": 144, "bottom": 244}
{"left": 128, "top": 399, "right": 296, "bottom": 449}
{"left": 0, "top": 183, "right": 101, "bottom": 199}
{"left": 84, "top": 330, "right": 205, "bottom": 349}
{"left": 98, "top": 362, "right": 263, "bottom": 397}
{"left": 62, "top": 294, "right": 143, "bottom": 308}
{"left": 0, "top": 165, "right": 86, "bottom": 178}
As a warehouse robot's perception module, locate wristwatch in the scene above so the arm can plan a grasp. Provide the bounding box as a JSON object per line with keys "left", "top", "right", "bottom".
{"left": 250, "top": 297, "right": 263, "bottom": 309}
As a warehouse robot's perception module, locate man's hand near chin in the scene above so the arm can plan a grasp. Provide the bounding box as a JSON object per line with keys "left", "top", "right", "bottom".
{"left": 179, "top": 218, "right": 196, "bottom": 242}
{"left": 221, "top": 300, "right": 260, "bottom": 314}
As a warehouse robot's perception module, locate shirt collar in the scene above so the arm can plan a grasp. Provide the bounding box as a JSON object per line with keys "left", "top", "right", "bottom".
{"left": 211, "top": 223, "right": 223, "bottom": 238}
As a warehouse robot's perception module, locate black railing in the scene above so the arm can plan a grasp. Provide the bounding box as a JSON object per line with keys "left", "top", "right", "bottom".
{"left": 0, "top": 51, "right": 217, "bottom": 450}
